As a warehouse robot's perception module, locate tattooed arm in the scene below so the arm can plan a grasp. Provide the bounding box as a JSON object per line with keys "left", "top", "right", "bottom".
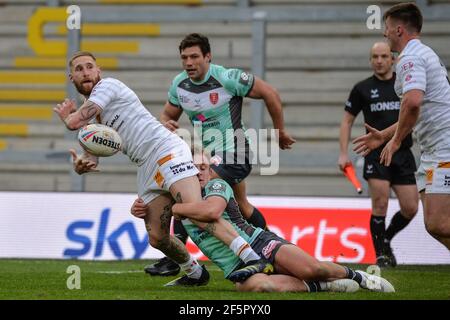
{"left": 54, "top": 99, "right": 102, "bottom": 130}
{"left": 172, "top": 196, "right": 226, "bottom": 222}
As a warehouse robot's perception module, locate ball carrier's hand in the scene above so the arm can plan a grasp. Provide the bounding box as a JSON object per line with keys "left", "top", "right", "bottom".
{"left": 69, "top": 148, "right": 99, "bottom": 175}
{"left": 54, "top": 98, "right": 77, "bottom": 125}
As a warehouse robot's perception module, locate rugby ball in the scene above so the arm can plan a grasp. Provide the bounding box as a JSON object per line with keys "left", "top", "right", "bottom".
{"left": 78, "top": 123, "right": 122, "bottom": 157}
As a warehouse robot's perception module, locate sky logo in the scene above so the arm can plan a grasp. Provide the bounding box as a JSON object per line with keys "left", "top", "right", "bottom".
{"left": 64, "top": 208, "right": 149, "bottom": 259}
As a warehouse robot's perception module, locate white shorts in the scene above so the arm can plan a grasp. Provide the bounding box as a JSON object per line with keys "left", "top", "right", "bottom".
{"left": 137, "top": 137, "right": 199, "bottom": 204}
{"left": 415, "top": 148, "right": 450, "bottom": 194}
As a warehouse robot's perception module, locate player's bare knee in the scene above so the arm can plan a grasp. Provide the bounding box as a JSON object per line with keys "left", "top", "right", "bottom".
{"left": 373, "top": 201, "right": 388, "bottom": 216}
{"left": 402, "top": 205, "right": 418, "bottom": 219}
{"left": 425, "top": 220, "right": 449, "bottom": 238}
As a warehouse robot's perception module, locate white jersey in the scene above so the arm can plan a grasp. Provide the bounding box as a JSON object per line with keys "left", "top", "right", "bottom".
{"left": 88, "top": 77, "right": 176, "bottom": 165}
{"left": 394, "top": 39, "right": 450, "bottom": 153}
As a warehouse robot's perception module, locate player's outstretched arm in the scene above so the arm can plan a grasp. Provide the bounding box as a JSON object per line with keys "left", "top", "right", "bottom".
{"left": 247, "top": 77, "right": 296, "bottom": 150}
{"left": 54, "top": 99, "right": 102, "bottom": 131}
{"left": 380, "top": 90, "right": 423, "bottom": 166}
{"left": 172, "top": 196, "right": 226, "bottom": 222}
{"left": 352, "top": 123, "right": 396, "bottom": 157}
{"left": 69, "top": 148, "right": 99, "bottom": 175}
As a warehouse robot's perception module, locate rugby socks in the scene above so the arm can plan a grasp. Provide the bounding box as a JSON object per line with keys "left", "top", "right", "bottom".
{"left": 173, "top": 218, "right": 189, "bottom": 245}
{"left": 370, "top": 215, "right": 386, "bottom": 257}
{"left": 179, "top": 256, "right": 203, "bottom": 279}
{"left": 385, "top": 210, "right": 412, "bottom": 241}
{"left": 229, "top": 236, "right": 260, "bottom": 264}
{"left": 247, "top": 207, "right": 268, "bottom": 230}
{"left": 303, "top": 281, "right": 326, "bottom": 292}
{"left": 343, "top": 266, "right": 363, "bottom": 285}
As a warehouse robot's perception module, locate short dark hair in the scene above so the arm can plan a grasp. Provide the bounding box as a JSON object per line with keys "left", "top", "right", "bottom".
{"left": 69, "top": 51, "right": 97, "bottom": 68}
{"left": 179, "top": 33, "right": 211, "bottom": 56}
{"left": 383, "top": 2, "right": 423, "bottom": 33}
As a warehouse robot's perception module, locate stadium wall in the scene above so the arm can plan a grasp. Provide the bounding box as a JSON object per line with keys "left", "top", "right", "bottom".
{"left": 0, "top": 192, "right": 449, "bottom": 265}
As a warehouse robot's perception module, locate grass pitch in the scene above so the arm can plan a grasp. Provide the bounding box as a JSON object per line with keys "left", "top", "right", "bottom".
{"left": 0, "top": 259, "right": 449, "bottom": 300}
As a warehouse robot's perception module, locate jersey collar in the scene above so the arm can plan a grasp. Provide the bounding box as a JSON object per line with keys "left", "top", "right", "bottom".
{"left": 400, "top": 38, "right": 421, "bottom": 57}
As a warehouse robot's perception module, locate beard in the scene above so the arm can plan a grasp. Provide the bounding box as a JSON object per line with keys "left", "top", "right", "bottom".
{"left": 74, "top": 75, "right": 101, "bottom": 96}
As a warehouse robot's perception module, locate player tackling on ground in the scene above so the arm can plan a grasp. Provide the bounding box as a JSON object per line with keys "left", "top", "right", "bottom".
{"left": 353, "top": 3, "right": 450, "bottom": 250}
{"left": 146, "top": 33, "right": 296, "bottom": 276}
{"left": 132, "top": 148, "right": 395, "bottom": 293}
{"left": 54, "top": 51, "right": 274, "bottom": 286}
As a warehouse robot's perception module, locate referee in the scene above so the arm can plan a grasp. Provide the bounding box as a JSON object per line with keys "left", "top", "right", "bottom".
{"left": 338, "top": 42, "right": 418, "bottom": 267}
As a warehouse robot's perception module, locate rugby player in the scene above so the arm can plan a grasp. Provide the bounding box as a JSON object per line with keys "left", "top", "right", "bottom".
{"left": 54, "top": 51, "right": 274, "bottom": 286}
{"left": 353, "top": 3, "right": 450, "bottom": 249}
{"left": 132, "top": 149, "right": 395, "bottom": 293}
{"left": 339, "top": 42, "right": 418, "bottom": 267}
{"left": 146, "top": 33, "right": 296, "bottom": 276}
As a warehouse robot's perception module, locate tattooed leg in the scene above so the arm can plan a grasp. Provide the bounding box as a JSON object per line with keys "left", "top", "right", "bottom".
{"left": 145, "top": 194, "right": 191, "bottom": 264}
{"left": 156, "top": 235, "right": 190, "bottom": 265}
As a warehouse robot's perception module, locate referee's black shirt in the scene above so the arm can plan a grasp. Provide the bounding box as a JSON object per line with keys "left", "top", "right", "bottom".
{"left": 344, "top": 73, "right": 413, "bottom": 152}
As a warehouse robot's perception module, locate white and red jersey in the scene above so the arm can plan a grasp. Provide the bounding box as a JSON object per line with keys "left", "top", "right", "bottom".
{"left": 87, "top": 77, "right": 178, "bottom": 165}
{"left": 395, "top": 39, "right": 450, "bottom": 153}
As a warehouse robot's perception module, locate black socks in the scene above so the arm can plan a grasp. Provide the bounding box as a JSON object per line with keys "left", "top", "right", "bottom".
{"left": 370, "top": 215, "right": 386, "bottom": 257}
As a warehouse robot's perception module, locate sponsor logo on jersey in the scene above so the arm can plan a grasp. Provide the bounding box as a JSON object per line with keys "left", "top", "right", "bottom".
{"left": 370, "top": 89, "right": 379, "bottom": 99}
{"left": 208, "top": 181, "right": 226, "bottom": 193}
{"left": 107, "top": 114, "right": 120, "bottom": 127}
{"left": 209, "top": 92, "right": 219, "bottom": 105}
{"left": 193, "top": 114, "right": 207, "bottom": 122}
{"left": 444, "top": 175, "right": 450, "bottom": 187}
{"left": 401, "top": 61, "right": 414, "bottom": 72}
{"left": 345, "top": 101, "right": 352, "bottom": 108}
{"left": 179, "top": 95, "right": 190, "bottom": 104}
{"left": 405, "top": 74, "right": 413, "bottom": 82}
{"left": 370, "top": 101, "right": 400, "bottom": 112}
{"left": 239, "top": 72, "right": 250, "bottom": 85}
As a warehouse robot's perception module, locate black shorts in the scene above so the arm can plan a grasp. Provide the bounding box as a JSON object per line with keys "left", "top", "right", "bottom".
{"left": 228, "top": 231, "right": 292, "bottom": 280}
{"left": 250, "top": 231, "right": 292, "bottom": 265}
{"left": 363, "top": 148, "right": 417, "bottom": 185}
{"left": 210, "top": 151, "right": 252, "bottom": 186}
